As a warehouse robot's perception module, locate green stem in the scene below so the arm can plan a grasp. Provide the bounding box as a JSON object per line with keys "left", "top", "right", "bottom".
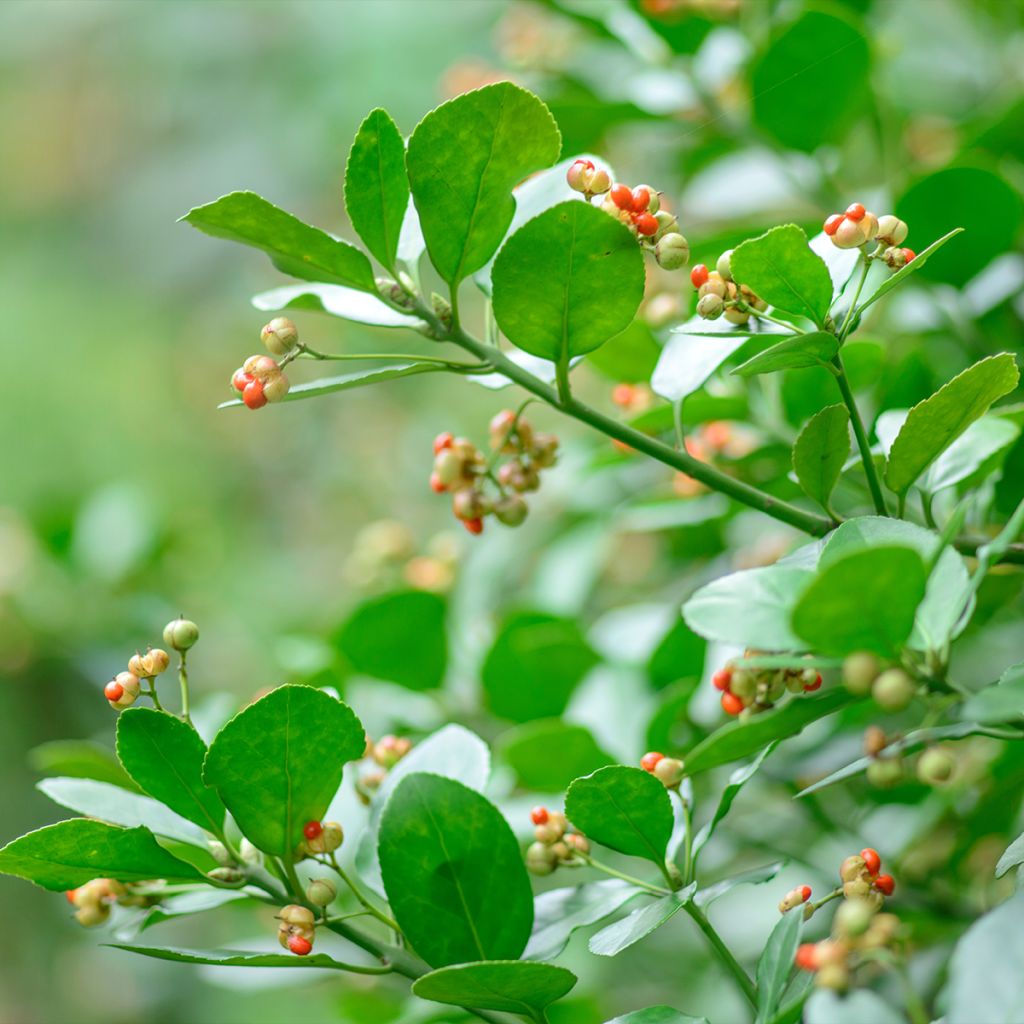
{"left": 679, "top": 793, "right": 694, "bottom": 886}
{"left": 555, "top": 355, "right": 572, "bottom": 406}
{"left": 328, "top": 853, "right": 400, "bottom": 933}
{"left": 145, "top": 680, "right": 164, "bottom": 712}
{"left": 298, "top": 346, "right": 488, "bottom": 372}
{"left": 177, "top": 650, "right": 191, "bottom": 725}
{"left": 682, "top": 902, "right": 758, "bottom": 1009}
{"left": 745, "top": 305, "right": 807, "bottom": 334}
{"left": 579, "top": 853, "right": 671, "bottom": 897}
{"left": 838, "top": 252, "right": 872, "bottom": 340}
{"left": 832, "top": 353, "right": 887, "bottom": 516}
{"left": 808, "top": 887, "right": 843, "bottom": 913}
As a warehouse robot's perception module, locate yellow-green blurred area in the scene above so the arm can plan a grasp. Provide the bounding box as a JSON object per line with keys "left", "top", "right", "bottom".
{"left": 1, "top": 0, "right": 1022, "bottom": 1022}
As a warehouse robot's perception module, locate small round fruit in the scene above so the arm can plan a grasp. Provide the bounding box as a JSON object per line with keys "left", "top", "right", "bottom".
{"left": 842, "top": 651, "right": 879, "bottom": 695}
{"left": 243, "top": 378, "right": 267, "bottom": 409}
{"left": 696, "top": 293, "right": 724, "bottom": 320}
{"left": 526, "top": 841, "right": 558, "bottom": 876}
{"left": 261, "top": 317, "right": 299, "bottom": 356}
{"left": 917, "top": 746, "right": 955, "bottom": 785}
{"left": 610, "top": 184, "right": 634, "bottom": 210}
{"left": 902, "top": 247, "right": 916, "bottom": 263}
{"left": 463, "top": 517, "right": 484, "bottom": 535}
{"left": 874, "top": 873, "right": 895, "bottom": 896}
{"left": 845, "top": 202, "right": 866, "bottom": 221}
{"left": 232, "top": 369, "right": 253, "bottom": 393}
{"left": 288, "top": 934, "right": 313, "bottom": 956}
{"left": 530, "top": 806, "right": 549, "bottom": 826}
{"left": 306, "top": 878, "right": 337, "bottom": 907}
{"left": 690, "top": 264, "right": 709, "bottom": 288}
{"left": 876, "top": 215, "right": 908, "bottom": 246}
{"left": 723, "top": 307, "right": 750, "bottom": 326}
{"left": 494, "top": 495, "right": 529, "bottom": 527}
{"left": 803, "top": 672, "right": 823, "bottom": 692}
{"left": 635, "top": 212, "right": 658, "bottom": 236}
{"left": 711, "top": 667, "right": 732, "bottom": 691}
{"left": 721, "top": 691, "right": 744, "bottom": 716}
{"left": 279, "top": 905, "right": 316, "bottom": 927}
{"left": 163, "top": 618, "right": 199, "bottom": 651}
{"left": 104, "top": 680, "right": 124, "bottom": 702}
{"left": 840, "top": 854, "right": 867, "bottom": 883}
{"left": 866, "top": 757, "right": 903, "bottom": 788}
{"left": 833, "top": 217, "right": 868, "bottom": 249}
{"left": 655, "top": 232, "right": 690, "bottom": 270}
{"left": 433, "top": 432, "right": 454, "bottom": 455}
{"left": 566, "top": 158, "right": 595, "bottom": 192}
{"left": 263, "top": 374, "right": 291, "bottom": 403}
{"left": 860, "top": 848, "right": 881, "bottom": 876}
{"left": 303, "top": 820, "right": 323, "bottom": 841}
{"left": 141, "top": 649, "right": 170, "bottom": 677}
{"left": 640, "top": 751, "right": 664, "bottom": 773}
{"left": 823, "top": 214, "right": 844, "bottom": 236}
{"left": 795, "top": 943, "right": 819, "bottom": 971}
{"left": 653, "top": 756, "right": 685, "bottom": 788}
{"left": 872, "top": 668, "right": 915, "bottom": 711}
{"left": 835, "top": 897, "right": 876, "bottom": 938}
{"left": 716, "top": 249, "right": 733, "bottom": 282}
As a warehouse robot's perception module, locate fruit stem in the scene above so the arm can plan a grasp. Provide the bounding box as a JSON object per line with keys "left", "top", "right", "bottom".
{"left": 838, "top": 251, "right": 872, "bottom": 340}
{"left": 177, "top": 650, "right": 191, "bottom": 725}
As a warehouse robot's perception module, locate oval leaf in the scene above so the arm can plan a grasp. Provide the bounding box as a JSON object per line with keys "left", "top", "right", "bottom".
{"left": 755, "top": 909, "right": 803, "bottom": 1024}
{"left": 251, "top": 282, "right": 421, "bottom": 328}
{"left": 499, "top": 720, "right": 615, "bottom": 792}
{"left": 110, "top": 944, "right": 387, "bottom": 972}
{"left": 732, "top": 332, "right": 839, "bottom": 377}
{"left": 525, "top": 879, "right": 638, "bottom": 961}
{"left": 412, "top": 961, "right": 577, "bottom": 1015}
{"left": 858, "top": 227, "right": 964, "bottom": 312}
{"left": 793, "top": 404, "right": 850, "bottom": 512}
{"left": 588, "top": 889, "right": 694, "bottom": 957}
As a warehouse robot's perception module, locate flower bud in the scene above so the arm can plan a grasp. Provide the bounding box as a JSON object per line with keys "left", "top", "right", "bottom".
{"left": 876, "top": 215, "right": 908, "bottom": 246}
{"left": 163, "top": 618, "right": 199, "bottom": 652}
{"left": 655, "top": 232, "right": 690, "bottom": 270}
{"left": 263, "top": 373, "right": 291, "bottom": 403}
{"left": 917, "top": 746, "right": 955, "bottom": 785}
{"left": 696, "top": 293, "right": 724, "bottom": 320}
{"left": 872, "top": 668, "right": 915, "bottom": 711}
{"left": 653, "top": 756, "right": 685, "bottom": 789}
{"left": 431, "top": 292, "right": 453, "bottom": 331}
{"left": 140, "top": 648, "right": 170, "bottom": 677}
{"left": 494, "top": 494, "right": 529, "bottom": 527}
{"left": 261, "top": 317, "right": 299, "bottom": 357}
{"left": 842, "top": 651, "right": 879, "bottom": 695}
{"left": 716, "top": 250, "right": 733, "bottom": 282}
{"left": 526, "top": 841, "right": 558, "bottom": 876}
{"left": 372, "top": 734, "right": 412, "bottom": 769}
{"left": 306, "top": 878, "right": 337, "bottom": 907}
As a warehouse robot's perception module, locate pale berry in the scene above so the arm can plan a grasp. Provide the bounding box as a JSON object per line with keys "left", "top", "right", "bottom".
{"left": 690, "top": 264, "right": 709, "bottom": 288}
{"left": 164, "top": 617, "right": 199, "bottom": 651}
{"left": 640, "top": 751, "right": 664, "bottom": 773}
{"left": 721, "top": 691, "right": 744, "bottom": 716}
{"left": 823, "top": 214, "right": 844, "bottom": 236}
{"left": 716, "top": 250, "right": 733, "bottom": 282}
{"left": 653, "top": 756, "right": 685, "bottom": 788}
{"left": 860, "top": 847, "right": 881, "bottom": 876}
{"left": 833, "top": 217, "right": 868, "bottom": 249}
{"left": 243, "top": 379, "right": 267, "bottom": 410}
{"left": 845, "top": 202, "right": 866, "bottom": 221}
{"left": 696, "top": 293, "right": 724, "bottom": 320}
{"left": 876, "top": 214, "right": 908, "bottom": 246}
{"left": 263, "top": 374, "right": 290, "bottom": 403}
{"left": 711, "top": 668, "right": 732, "bottom": 691}
{"left": 261, "top": 317, "right": 299, "bottom": 357}
{"left": 654, "top": 232, "right": 690, "bottom": 270}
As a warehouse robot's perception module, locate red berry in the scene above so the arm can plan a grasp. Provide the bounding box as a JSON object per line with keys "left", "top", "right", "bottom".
{"left": 635, "top": 213, "right": 658, "bottom": 236}
{"left": 243, "top": 378, "right": 267, "bottom": 410}
{"left": 104, "top": 680, "right": 124, "bottom": 702}
{"left": 433, "top": 432, "right": 454, "bottom": 455}
{"left": 860, "top": 847, "right": 881, "bottom": 876}
{"left": 795, "top": 943, "right": 819, "bottom": 971}
{"left": 799, "top": 885, "right": 812, "bottom": 902}
{"left": 640, "top": 751, "right": 664, "bottom": 773}
{"left": 430, "top": 473, "right": 446, "bottom": 494}
{"left": 530, "top": 806, "right": 549, "bottom": 826}
{"left": 690, "top": 264, "right": 709, "bottom": 288}
{"left": 463, "top": 517, "right": 484, "bottom": 535}
{"left": 303, "top": 820, "right": 323, "bottom": 841}
{"left": 66, "top": 890, "right": 78, "bottom": 904}
{"left": 902, "top": 248, "right": 916, "bottom": 263}
{"left": 631, "top": 187, "right": 651, "bottom": 212}
{"left": 845, "top": 202, "right": 866, "bottom": 222}
{"left": 610, "top": 184, "right": 634, "bottom": 211}
{"left": 823, "top": 214, "right": 845, "bottom": 236}
{"left": 288, "top": 934, "right": 313, "bottom": 956}
{"left": 711, "top": 668, "right": 732, "bottom": 691}
{"left": 874, "top": 873, "right": 895, "bottom": 896}
{"left": 804, "top": 673, "right": 823, "bottom": 692}
{"left": 612, "top": 383, "right": 635, "bottom": 407}
{"left": 721, "top": 691, "right": 744, "bottom": 716}
{"left": 232, "top": 369, "right": 253, "bottom": 393}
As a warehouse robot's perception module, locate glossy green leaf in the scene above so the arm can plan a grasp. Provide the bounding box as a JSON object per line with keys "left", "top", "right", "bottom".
{"left": 499, "top": 720, "right": 615, "bottom": 792}
{"left": 694, "top": 862, "right": 784, "bottom": 910}
{"left": 683, "top": 565, "right": 811, "bottom": 651}
{"left": 412, "top": 961, "right": 577, "bottom": 1015}
{"left": 588, "top": 887, "right": 695, "bottom": 957}
{"left": 961, "top": 662, "right": 1024, "bottom": 725}
{"left": 251, "top": 282, "right": 421, "bottom": 328}
{"left": 482, "top": 611, "right": 599, "bottom": 722}
{"left": 729, "top": 225, "right": 833, "bottom": 325}
{"left": 921, "top": 415, "right": 1019, "bottom": 495}
{"left": 379, "top": 773, "right": 533, "bottom": 967}
{"left": 732, "top": 332, "right": 839, "bottom": 377}
{"left": 792, "top": 404, "right": 850, "bottom": 512}
{"left": 805, "top": 989, "right": 903, "bottom": 1024}
{"left": 525, "top": 879, "right": 638, "bottom": 961}
{"left": 756, "top": 909, "right": 802, "bottom": 1024}
{"left": 116, "top": 709, "right": 225, "bottom": 835}
{"left": 37, "top": 777, "right": 206, "bottom": 848}
{"left": 492, "top": 200, "right": 645, "bottom": 362}
{"left": 750, "top": 10, "right": 869, "bottom": 152}
{"left": 858, "top": 228, "right": 965, "bottom": 311}
{"left": 109, "top": 944, "right": 387, "bottom": 972}
{"left": 885, "top": 354, "right": 1020, "bottom": 496}
{"left": 337, "top": 590, "right": 447, "bottom": 690}
{"left": 565, "top": 766, "right": 674, "bottom": 868}
{"left": 0, "top": 820, "right": 202, "bottom": 891}
{"left": 344, "top": 108, "right": 409, "bottom": 271}
{"left": 684, "top": 690, "right": 855, "bottom": 776}
{"left": 203, "top": 684, "right": 365, "bottom": 857}
{"left": 28, "top": 739, "right": 140, "bottom": 792}
{"left": 605, "top": 1008, "right": 707, "bottom": 1024}
{"left": 792, "top": 546, "right": 927, "bottom": 657}
{"left": 180, "top": 191, "right": 376, "bottom": 292}
{"left": 406, "top": 82, "right": 560, "bottom": 285}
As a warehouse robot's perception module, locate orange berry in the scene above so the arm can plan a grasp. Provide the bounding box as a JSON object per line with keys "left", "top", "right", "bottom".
{"left": 631, "top": 187, "right": 651, "bottom": 212}
{"left": 104, "top": 680, "right": 124, "bottom": 702}
{"left": 463, "top": 517, "right": 484, "bottom": 535}
{"left": 860, "top": 847, "right": 881, "bottom": 876}
{"left": 874, "top": 873, "right": 895, "bottom": 896}
{"left": 845, "top": 202, "right": 866, "bottom": 221}
{"left": 690, "top": 264, "right": 709, "bottom": 288}
{"left": 635, "top": 213, "right": 659, "bottom": 236}
{"left": 610, "top": 184, "right": 634, "bottom": 211}
{"left": 799, "top": 885, "right": 812, "bottom": 901}
{"left": 288, "top": 934, "right": 312, "bottom": 956}
{"left": 902, "top": 247, "right": 916, "bottom": 263}
{"left": 823, "top": 214, "right": 845, "bottom": 236}
{"left": 612, "top": 383, "right": 636, "bottom": 407}
{"left": 530, "top": 807, "right": 549, "bottom": 826}
{"left": 721, "top": 691, "right": 744, "bottom": 716}
{"left": 433, "top": 432, "right": 454, "bottom": 454}
{"left": 795, "top": 943, "right": 819, "bottom": 971}
{"left": 711, "top": 668, "right": 732, "bottom": 691}
{"left": 804, "top": 673, "right": 823, "bottom": 692}
{"left": 640, "top": 751, "right": 664, "bottom": 773}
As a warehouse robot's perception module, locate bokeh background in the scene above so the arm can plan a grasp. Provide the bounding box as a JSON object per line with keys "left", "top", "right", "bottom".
{"left": 2, "top": 1, "right": 1022, "bottom": 1022}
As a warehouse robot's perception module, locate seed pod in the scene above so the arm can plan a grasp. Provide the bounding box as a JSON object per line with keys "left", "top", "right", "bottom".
{"left": 279, "top": 904, "right": 316, "bottom": 928}
{"left": 434, "top": 449, "right": 464, "bottom": 488}
{"left": 872, "top": 668, "right": 915, "bottom": 711}
{"left": 531, "top": 434, "right": 560, "bottom": 468}
{"left": 840, "top": 855, "right": 867, "bottom": 883}
{"left": 304, "top": 821, "right": 344, "bottom": 855}
{"left": 107, "top": 671, "right": 141, "bottom": 710}
{"left": 817, "top": 963, "right": 850, "bottom": 991}
{"left": 588, "top": 168, "right": 611, "bottom": 195}
{"left": 127, "top": 653, "right": 146, "bottom": 677}
{"left": 566, "top": 158, "right": 595, "bottom": 193}
{"left": 653, "top": 756, "right": 685, "bottom": 789}
{"left": 526, "top": 841, "right": 558, "bottom": 876}
{"left": 306, "top": 878, "right": 337, "bottom": 907}
{"left": 696, "top": 293, "right": 724, "bottom": 320}
{"left": 261, "top": 317, "right": 299, "bottom": 356}
{"left": 699, "top": 271, "right": 728, "bottom": 299}
{"left": 724, "top": 307, "right": 750, "bottom": 326}
{"left": 876, "top": 215, "right": 908, "bottom": 246}
{"left": 883, "top": 245, "right": 908, "bottom": 269}
{"left": 832, "top": 217, "right": 870, "bottom": 249}
{"left": 164, "top": 618, "right": 200, "bottom": 652}
{"left": 263, "top": 373, "right": 291, "bottom": 403}
{"left": 655, "top": 232, "right": 690, "bottom": 270}
{"left": 494, "top": 494, "right": 529, "bottom": 527}
{"left": 243, "top": 354, "right": 280, "bottom": 382}
{"left": 140, "top": 648, "right": 170, "bottom": 677}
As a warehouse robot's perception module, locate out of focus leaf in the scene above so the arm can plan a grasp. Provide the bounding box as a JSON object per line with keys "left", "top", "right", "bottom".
{"left": 412, "top": 961, "right": 576, "bottom": 1015}
{"left": 499, "top": 720, "right": 615, "bottom": 792}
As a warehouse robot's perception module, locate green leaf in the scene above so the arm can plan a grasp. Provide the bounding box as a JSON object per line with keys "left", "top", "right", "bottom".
{"left": 251, "top": 283, "right": 421, "bottom": 328}
{"left": 565, "top": 766, "right": 674, "bottom": 869}
{"left": 116, "top": 709, "right": 225, "bottom": 836}
{"left": 732, "top": 332, "right": 839, "bottom": 377}
{"left": 218, "top": 363, "right": 444, "bottom": 409}
{"left": 525, "top": 879, "right": 638, "bottom": 961}
{"left": 683, "top": 565, "right": 811, "bottom": 651}
{"left": 755, "top": 909, "right": 802, "bottom": 1024}
{"left": 652, "top": 320, "right": 760, "bottom": 402}
{"left": 961, "top": 662, "right": 1024, "bottom": 725}
{"left": 28, "top": 739, "right": 140, "bottom": 792}
{"left": 202, "top": 684, "right": 365, "bottom": 857}
{"left": 135, "top": 888, "right": 249, "bottom": 933}
{"left": 180, "top": 191, "right": 376, "bottom": 292}
{"left": 858, "top": 228, "right": 965, "bottom": 312}
{"left": 694, "top": 862, "right": 785, "bottom": 910}
{"left": 750, "top": 10, "right": 869, "bottom": 152}
{"left": 587, "top": 319, "right": 661, "bottom": 383}
{"left": 482, "top": 611, "right": 599, "bottom": 722}
{"left": 406, "top": 82, "right": 561, "bottom": 286}
{"left": 920, "top": 415, "right": 1019, "bottom": 495}
{"left": 793, "top": 409, "right": 850, "bottom": 514}
{"left": 499, "top": 720, "right": 615, "bottom": 792}
{"left": 792, "top": 547, "right": 927, "bottom": 657}
{"left": 344, "top": 108, "right": 409, "bottom": 271}
{"left": 379, "top": 772, "right": 533, "bottom": 967}
{"left": 729, "top": 225, "right": 833, "bottom": 326}
{"left": 588, "top": 887, "right": 696, "bottom": 957}
{"left": 805, "top": 989, "right": 903, "bottom": 1024}
{"left": 37, "top": 777, "right": 206, "bottom": 848}
{"left": 492, "top": 200, "right": 645, "bottom": 362}
{"left": 946, "top": 891, "right": 1024, "bottom": 1024}
{"left": 684, "top": 690, "right": 855, "bottom": 776}
{"left": 996, "top": 830, "right": 1024, "bottom": 878}
{"left": 109, "top": 944, "right": 385, "bottom": 972}
{"left": 337, "top": 590, "right": 447, "bottom": 691}
{"left": 0, "top": 820, "right": 202, "bottom": 891}
{"left": 605, "top": 1008, "right": 707, "bottom": 1024}
{"left": 885, "top": 354, "right": 1020, "bottom": 497}
{"left": 412, "top": 961, "right": 577, "bottom": 1016}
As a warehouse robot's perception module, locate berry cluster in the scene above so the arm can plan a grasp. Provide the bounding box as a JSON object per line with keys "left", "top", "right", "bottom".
{"left": 430, "top": 412, "right": 559, "bottom": 535}
{"left": 355, "top": 733, "right": 413, "bottom": 804}
{"left": 102, "top": 618, "right": 198, "bottom": 711}
{"left": 600, "top": 181, "right": 691, "bottom": 271}
{"left": 230, "top": 318, "right": 299, "bottom": 410}
{"left": 524, "top": 806, "right": 590, "bottom": 877}
{"left": 344, "top": 519, "right": 460, "bottom": 594}
{"left": 862, "top": 723, "right": 957, "bottom": 789}
{"left": 842, "top": 652, "right": 918, "bottom": 712}
{"left": 277, "top": 904, "right": 316, "bottom": 956}
{"left": 824, "top": 204, "right": 915, "bottom": 267}
{"left": 296, "top": 818, "right": 344, "bottom": 859}
{"left": 690, "top": 250, "right": 767, "bottom": 324}
{"left": 712, "top": 657, "right": 821, "bottom": 719}
{"left": 794, "top": 848, "right": 900, "bottom": 991}
{"left": 65, "top": 878, "right": 145, "bottom": 928}
{"left": 639, "top": 750, "right": 685, "bottom": 789}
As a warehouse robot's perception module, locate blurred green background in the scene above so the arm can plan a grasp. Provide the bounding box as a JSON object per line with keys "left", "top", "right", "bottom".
{"left": 1, "top": 1, "right": 1021, "bottom": 1022}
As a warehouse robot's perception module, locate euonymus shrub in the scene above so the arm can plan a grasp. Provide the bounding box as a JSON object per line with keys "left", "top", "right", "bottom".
{"left": 4, "top": 82, "right": 1023, "bottom": 1024}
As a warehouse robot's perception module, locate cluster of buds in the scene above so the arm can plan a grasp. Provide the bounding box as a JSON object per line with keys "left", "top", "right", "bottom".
{"left": 525, "top": 807, "right": 590, "bottom": 876}
{"left": 65, "top": 878, "right": 140, "bottom": 927}
{"left": 231, "top": 318, "right": 299, "bottom": 410}
{"left": 712, "top": 657, "right": 821, "bottom": 719}
{"left": 565, "top": 157, "right": 611, "bottom": 200}
{"left": 824, "top": 204, "right": 915, "bottom": 268}
{"left": 793, "top": 848, "right": 900, "bottom": 991}
{"left": 356, "top": 733, "right": 414, "bottom": 804}
{"left": 640, "top": 751, "right": 685, "bottom": 789}
{"left": 296, "top": 818, "right": 344, "bottom": 860}
{"left": 842, "top": 652, "right": 916, "bottom": 712}
{"left": 430, "top": 413, "right": 558, "bottom": 535}
{"left": 690, "top": 252, "right": 766, "bottom": 324}
{"left": 102, "top": 618, "right": 198, "bottom": 711}
{"left": 277, "top": 904, "right": 316, "bottom": 956}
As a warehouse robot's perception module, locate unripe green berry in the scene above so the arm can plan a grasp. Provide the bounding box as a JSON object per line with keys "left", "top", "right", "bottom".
{"left": 872, "top": 668, "right": 915, "bottom": 711}
{"left": 306, "top": 878, "right": 337, "bottom": 907}
{"left": 696, "top": 293, "right": 724, "bottom": 320}
{"left": 716, "top": 249, "right": 733, "bottom": 282}
{"left": 261, "top": 317, "right": 299, "bottom": 357}
{"left": 495, "top": 494, "right": 529, "bottom": 527}
{"left": 652, "top": 210, "right": 678, "bottom": 241}
{"left": 866, "top": 757, "right": 903, "bottom": 788}
{"left": 526, "top": 841, "right": 558, "bottom": 876}
{"left": 654, "top": 232, "right": 690, "bottom": 270}
{"left": 917, "top": 746, "right": 955, "bottom": 785}
{"left": 842, "top": 652, "right": 879, "bottom": 695}
{"left": 835, "top": 897, "right": 876, "bottom": 938}
{"left": 163, "top": 618, "right": 199, "bottom": 652}
{"left": 730, "top": 670, "right": 756, "bottom": 699}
